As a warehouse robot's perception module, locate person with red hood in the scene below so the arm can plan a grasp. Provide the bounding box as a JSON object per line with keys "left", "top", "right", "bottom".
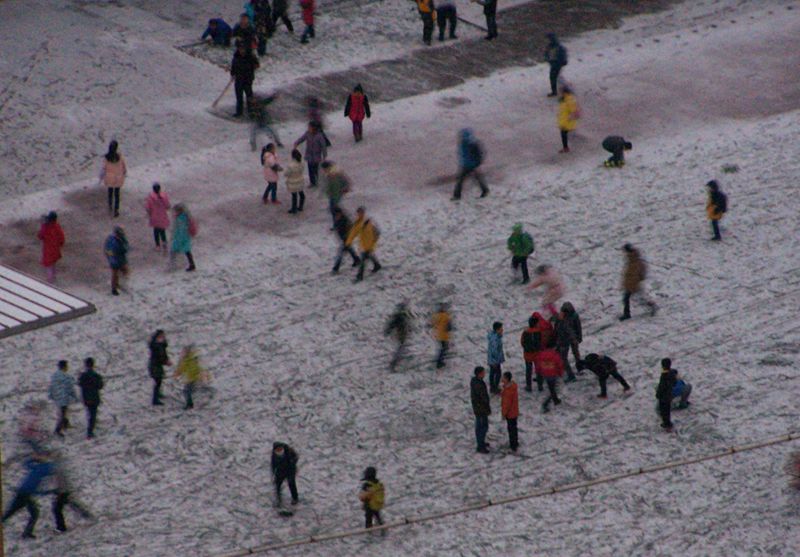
{"left": 37, "top": 211, "right": 65, "bottom": 284}
{"left": 300, "top": 0, "right": 315, "bottom": 43}
{"left": 343, "top": 84, "right": 371, "bottom": 142}
{"left": 500, "top": 372, "right": 519, "bottom": 452}
{"left": 520, "top": 313, "right": 553, "bottom": 392}
{"left": 538, "top": 348, "right": 564, "bottom": 413}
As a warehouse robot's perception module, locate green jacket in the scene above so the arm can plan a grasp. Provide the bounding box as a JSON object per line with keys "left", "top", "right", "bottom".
{"left": 507, "top": 230, "right": 534, "bottom": 257}
{"left": 325, "top": 171, "right": 350, "bottom": 203}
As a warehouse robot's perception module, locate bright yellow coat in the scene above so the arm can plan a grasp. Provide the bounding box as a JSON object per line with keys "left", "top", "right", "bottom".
{"left": 346, "top": 217, "right": 378, "bottom": 253}
{"left": 431, "top": 311, "right": 451, "bottom": 342}
{"left": 174, "top": 350, "right": 205, "bottom": 384}
{"left": 558, "top": 93, "right": 579, "bottom": 131}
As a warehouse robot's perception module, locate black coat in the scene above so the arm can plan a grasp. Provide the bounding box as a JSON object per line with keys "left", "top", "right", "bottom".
{"left": 582, "top": 354, "right": 616, "bottom": 378}
{"left": 482, "top": 0, "right": 497, "bottom": 16}
{"left": 656, "top": 370, "right": 677, "bottom": 401}
{"left": 273, "top": 0, "right": 288, "bottom": 15}
{"left": 333, "top": 213, "right": 351, "bottom": 242}
{"left": 78, "top": 369, "right": 104, "bottom": 406}
{"left": 231, "top": 49, "right": 259, "bottom": 82}
{"left": 470, "top": 377, "right": 491, "bottom": 416}
{"left": 545, "top": 42, "right": 567, "bottom": 66}
{"left": 149, "top": 340, "right": 169, "bottom": 379}
{"left": 271, "top": 444, "right": 299, "bottom": 479}
{"left": 602, "top": 136, "right": 627, "bottom": 155}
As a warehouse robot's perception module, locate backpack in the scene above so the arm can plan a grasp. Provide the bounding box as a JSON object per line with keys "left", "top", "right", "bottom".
{"left": 521, "top": 331, "right": 539, "bottom": 353}
{"left": 469, "top": 141, "right": 484, "bottom": 166}
{"left": 188, "top": 217, "right": 198, "bottom": 238}
{"left": 368, "top": 481, "right": 384, "bottom": 511}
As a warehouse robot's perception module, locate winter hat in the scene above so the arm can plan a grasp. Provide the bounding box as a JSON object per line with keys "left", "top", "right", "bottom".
{"left": 362, "top": 466, "right": 377, "bottom": 481}
{"left": 623, "top": 243, "right": 634, "bottom": 253}
{"left": 45, "top": 211, "right": 58, "bottom": 222}
{"left": 512, "top": 223, "right": 523, "bottom": 234}
{"left": 706, "top": 180, "right": 719, "bottom": 190}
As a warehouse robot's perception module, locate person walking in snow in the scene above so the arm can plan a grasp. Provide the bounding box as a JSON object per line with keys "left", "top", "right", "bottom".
{"left": 346, "top": 206, "right": 382, "bottom": 282}
{"left": 551, "top": 305, "right": 581, "bottom": 383}
{"left": 557, "top": 85, "right": 579, "bottom": 153}
{"left": 2, "top": 456, "right": 54, "bottom": 539}
{"left": 558, "top": 301, "right": 582, "bottom": 366}
{"left": 252, "top": 0, "right": 273, "bottom": 56}
{"left": 230, "top": 39, "right": 260, "bottom": 117}
{"left": 656, "top": 358, "right": 677, "bottom": 431}
{"left": 285, "top": 149, "right": 306, "bottom": 214}
{"left": 602, "top": 136, "right": 632, "bottom": 167}
{"left": 431, "top": 303, "right": 452, "bottom": 369}
{"left": 500, "top": 372, "right": 519, "bottom": 452}
{"left": 538, "top": 348, "right": 564, "bottom": 413}
{"left": 78, "top": 358, "right": 104, "bottom": 440}
{"left": 104, "top": 226, "right": 129, "bottom": 296}
{"left": 416, "top": 0, "right": 435, "bottom": 45}
{"left": 272, "top": 0, "right": 294, "bottom": 33}
{"left": 470, "top": 366, "right": 491, "bottom": 453}
{"left": 471, "top": 0, "right": 497, "bottom": 40}
{"left": 453, "top": 128, "right": 488, "bottom": 200}
{"left": 51, "top": 453, "right": 92, "bottom": 532}
{"left": 344, "top": 84, "right": 371, "bottom": 142}
{"left": 250, "top": 95, "right": 283, "bottom": 151}
{"left": 37, "top": 211, "right": 65, "bottom": 284}
{"left": 174, "top": 345, "right": 206, "bottom": 410}
{"left": 322, "top": 161, "right": 351, "bottom": 226}
{"left": 544, "top": 33, "right": 568, "bottom": 97}
{"left": 293, "top": 121, "right": 327, "bottom": 188}
{"left": 507, "top": 223, "right": 534, "bottom": 284}
{"left": 487, "top": 321, "right": 505, "bottom": 394}
{"left": 271, "top": 442, "right": 300, "bottom": 506}
{"left": 580, "top": 353, "right": 630, "bottom": 399}
{"left": 619, "top": 243, "right": 657, "bottom": 321}
{"left": 436, "top": 1, "right": 457, "bottom": 41}
{"left": 299, "top": 0, "right": 315, "bottom": 43}
{"left": 261, "top": 143, "right": 282, "bottom": 205}
{"left": 706, "top": 180, "right": 728, "bottom": 241}
{"left": 359, "top": 467, "right": 385, "bottom": 528}
{"left": 520, "top": 313, "right": 552, "bottom": 392}
{"left": 48, "top": 360, "right": 78, "bottom": 437}
{"left": 385, "top": 302, "right": 412, "bottom": 372}
{"left": 331, "top": 207, "right": 361, "bottom": 273}
{"left": 145, "top": 183, "right": 171, "bottom": 253}
{"left": 528, "top": 264, "right": 565, "bottom": 316}
{"left": 100, "top": 140, "right": 127, "bottom": 218}
{"left": 170, "top": 204, "right": 196, "bottom": 272}
{"left": 148, "top": 330, "right": 171, "bottom": 406}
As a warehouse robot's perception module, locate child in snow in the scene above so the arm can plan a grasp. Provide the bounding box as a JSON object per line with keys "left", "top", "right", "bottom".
{"left": 520, "top": 313, "right": 553, "bottom": 392}
{"left": 344, "top": 84, "right": 371, "bottom": 142}
{"left": 538, "top": 348, "right": 564, "bottom": 413}
{"left": 37, "top": 211, "right": 65, "bottom": 283}
{"left": 416, "top": 0, "right": 435, "bottom": 45}
{"left": 706, "top": 180, "right": 728, "bottom": 241}
{"left": 174, "top": 345, "right": 207, "bottom": 410}
{"left": 272, "top": 442, "right": 300, "bottom": 506}
{"left": 2, "top": 456, "right": 54, "bottom": 538}
{"left": 557, "top": 85, "right": 579, "bottom": 153}
{"left": 500, "top": 372, "right": 519, "bottom": 452}
{"left": 48, "top": 360, "right": 78, "bottom": 437}
{"left": 656, "top": 358, "right": 677, "bottom": 431}
{"left": 453, "top": 128, "right": 488, "bottom": 200}
{"left": 528, "top": 264, "right": 565, "bottom": 316}
{"left": 602, "top": 136, "right": 632, "bottom": 167}
{"left": 487, "top": 321, "right": 505, "bottom": 394}
{"left": 293, "top": 121, "right": 327, "bottom": 188}
{"left": 322, "top": 161, "right": 351, "bottom": 226}
{"left": 261, "top": 143, "right": 282, "bottom": 204}
{"left": 285, "top": 149, "right": 306, "bottom": 214}
{"left": 620, "top": 243, "right": 657, "bottom": 321}
{"left": 104, "top": 226, "right": 129, "bottom": 296}
{"left": 579, "top": 353, "right": 630, "bottom": 398}
{"left": 170, "top": 204, "right": 196, "bottom": 272}
{"left": 431, "top": 303, "right": 452, "bottom": 369}
{"left": 672, "top": 371, "right": 692, "bottom": 410}
{"left": 78, "top": 357, "right": 104, "bottom": 440}
{"left": 385, "top": 302, "right": 412, "bottom": 372}
{"left": 299, "top": 0, "right": 315, "bottom": 43}
{"left": 346, "top": 206, "right": 382, "bottom": 282}
{"left": 99, "top": 140, "right": 127, "bottom": 217}
{"left": 148, "top": 330, "right": 171, "bottom": 406}
{"left": 331, "top": 207, "right": 361, "bottom": 273}
{"left": 359, "top": 467, "right": 385, "bottom": 528}
{"left": 507, "top": 223, "right": 534, "bottom": 284}
{"left": 145, "top": 183, "right": 171, "bottom": 253}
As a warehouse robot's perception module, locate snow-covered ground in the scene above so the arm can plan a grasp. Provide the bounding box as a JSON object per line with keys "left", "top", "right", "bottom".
{"left": 1, "top": 0, "right": 800, "bottom": 556}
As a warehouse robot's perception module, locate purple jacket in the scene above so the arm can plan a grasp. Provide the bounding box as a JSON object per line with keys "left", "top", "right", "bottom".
{"left": 294, "top": 131, "right": 327, "bottom": 164}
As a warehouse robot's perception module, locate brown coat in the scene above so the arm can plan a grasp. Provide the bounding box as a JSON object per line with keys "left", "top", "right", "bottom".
{"left": 622, "top": 250, "right": 647, "bottom": 293}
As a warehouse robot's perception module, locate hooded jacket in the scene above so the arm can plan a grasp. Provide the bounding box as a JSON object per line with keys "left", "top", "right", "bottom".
{"left": 104, "top": 232, "right": 128, "bottom": 269}
{"left": 284, "top": 159, "right": 305, "bottom": 193}
{"left": 346, "top": 216, "right": 378, "bottom": 253}
{"left": 507, "top": 225, "right": 534, "bottom": 258}
{"left": 544, "top": 36, "right": 568, "bottom": 66}
{"left": 560, "top": 302, "right": 582, "bottom": 344}
{"left": 38, "top": 221, "right": 65, "bottom": 267}
{"left": 145, "top": 191, "right": 171, "bottom": 230}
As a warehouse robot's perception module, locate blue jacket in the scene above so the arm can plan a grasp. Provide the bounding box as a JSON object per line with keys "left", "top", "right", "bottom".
{"left": 459, "top": 129, "right": 482, "bottom": 171}
{"left": 487, "top": 331, "right": 505, "bottom": 365}
{"left": 17, "top": 459, "right": 55, "bottom": 495}
{"left": 202, "top": 19, "right": 232, "bottom": 45}
{"left": 48, "top": 370, "right": 78, "bottom": 407}
{"left": 244, "top": 2, "right": 256, "bottom": 24}
{"left": 172, "top": 212, "right": 192, "bottom": 254}
{"left": 672, "top": 379, "right": 688, "bottom": 397}
{"left": 104, "top": 234, "right": 128, "bottom": 269}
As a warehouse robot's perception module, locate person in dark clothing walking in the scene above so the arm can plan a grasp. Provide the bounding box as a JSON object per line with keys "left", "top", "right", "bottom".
{"left": 602, "top": 136, "right": 633, "bottom": 167}
{"left": 358, "top": 467, "right": 385, "bottom": 528}
{"left": 2, "top": 457, "right": 54, "bottom": 539}
{"left": 104, "top": 226, "right": 129, "bottom": 296}
{"left": 472, "top": 0, "right": 497, "bottom": 40}
{"left": 470, "top": 366, "right": 491, "bottom": 453}
{"left": 500, "top": 372, "right": 519, "bottom": 452}
{"left": 551, "top": 305, "right": 581, "bottom": 383}
{"left": 78, "top": 358, "right": 104, "bottom": 439}
{"left": 436, "top": 2, "right": 457, "bottom": 41}
{"left": 271, "top": 442, "right": 299, "bottom": 506}
{"left": 656, "top": 358, "right": 677, "bottom": 431}
{"left": 230, "top": 40, "right": 260, "bottom": 117}
{"left": 507, "top": 223, "right": 534, "bottom": 284}
{"left": 272, "top": 0, "right": 294, "bottom": 33}
{"left": 331, "top": 207, "right": 361, "bottom": 273}
{"left": 706, "top": 180, "right": 728, "bottom": 241}
{"left": 453, "top": 128, "right": 488, "bottom": 200}
{"left": 620, "top": 243, "right": 657, "bottom": 321}
{"left": 385, "top": 302, "right": 412, "bottom": 372}
{"left": 148, "top": 330, "right": 171, "bottom": 406}
{"left": 416, "top": 0, "right": 435, "bottom": 45}
{"left": 544, "top": 33, "right": 567, "bottom": 96}
{"left": 487, "top": 321, "right": 505, "bottom": 394}
{"left": 580, "top": 353, "right": 630, "bottom": 398}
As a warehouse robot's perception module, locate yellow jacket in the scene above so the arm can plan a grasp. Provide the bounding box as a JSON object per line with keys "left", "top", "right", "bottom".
{"left": 706, "top": 198, "right": 723, "bottom": 221}
{"left": 174, "top": 350, "right": 205, "bottom": 384}
{"left": 431, "top": 311, "right": 451, "bottom": 342}
{"left": 417, "top": 0, "right": 435, "bottom": 15}
{"left": 557, "top": 93, "right": 579, "bottom": 131}
{"left": 346, "top": 217, "right": 379, "bottom": 253}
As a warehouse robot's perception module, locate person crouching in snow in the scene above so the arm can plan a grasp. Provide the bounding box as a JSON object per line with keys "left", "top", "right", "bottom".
{"left": 359, "top": 467, "right": 385, "bottom": 529}
{"left": 671, "top": 371, "right": 692, "bottom": 410}
{"left": 528, "top": 264, "right": 565, "bottom": 316}
{"left": 104, "top": 226, "right": 129, "bottom": 296}
{"left": 145, "top": 183, "right": 170, "bottom": 253}
{"left": 346, "top": 206, "right": 382, "bottom": 282}
{"left": 602, "top": 136, "right": 632, "bottom": 167}
{"left": 285, "top": 149, "right": 306, "bottom": 214}
{"left": 170, "top": 204, "right": 196, "bottom": 272}
{"left": 174, "top": 345, "right": 207, "bottom": 410}
{"left": 37, "top": 211, "right": 65, "bottom": 283}
{"left": 261, "top": 143, "right": 282, "bottom": 205}
{"left": 579, "top": 353, "right": 630, "bottom": 399}
{"left": 557, "top": 85, "right": 579, "bottom": 153}
{"left": 344, "top": 84, "right": 371, "bottom": 142}
{"left": 706, "top": 179, "right": 727, "bottom": 241}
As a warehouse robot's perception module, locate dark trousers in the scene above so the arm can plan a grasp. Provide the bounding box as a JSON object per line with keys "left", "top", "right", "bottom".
{"left": 421, "top": 13, "right": 434, "bottom": 43}
{"left": 658, "top": 398, "right": 672, "bottom": 428}
{"left": 365, "top": 508, "right": 383, "bottom": 528}
{"left": 3, "top": 493, "right": 38, "bottom": 537}
{"left": 152, "top": 376, "right": 163, "bottom": 405}
{"left": 55, "top": 405, "right": 69, "bottom": 435}
{"left": 711, "top": 220, "right": 721, "bottom": 240}
{"left": 623, "top": 290, "right": 655, "bottom": 318}
{"left": 436, "top": 341, "right": 448, "bottom": 368}
{"left": 107, "top": 187, "right": 121, "bottom": 215}
{"left": 485, "top": 12, "right": 497, "bottom": 38}
{"left": 290, "top": 191, "right": 305, "bottom": 212}
{"left": 111, "top": 265, "right": 128, "bottom": 293}
{"left": 560, "top": 130, "right": 569, "bottom": 149}
{"left": 606, "top": 147, "right": 624, "bottom": 164}
{"left": 333, "top": 244, "right": 360, "bottom": 272}
{"left": 275, "top": 474, "right": 299, "bottom": 504}
{"left": 184, "top": 382, "right": 196, "bottom": 409}
{"left": 307, "top": 162, "right": 320, "bottom": 187}
{"left": 53, "top": 492, "right": 90, "bottom": 532}
{"left": 85, "top": 404, "right": 98, "bottom": 438}
{"left": 489, "top": 364, "right": 502, "bottom": 393}
{"left": 524, "top": 361, "right": 534, "bottom": 392}
{"left": 352, "top": 120, "right": 363, "bottom": 141}
{"left": 543, "top": 377, "right": 560, "bottom": 410}
{"left": 328, "top": 198, "right": 339, "bottom": 225}
{"left": 474, "top": 415, "right": 489, "bottom": 450}
{"left": 356, "top": 251, "right": 380, "bottom": 280}
{"left": 390, "top": 340, "right": 407, "bottom": 371}
{"left": 234, "top": 80, "right": 254, "bottom": 116}
{"left": 301, "top": 24, "right": 314, "bottom": 42}
{"left": 506, "top": 418, "right": 518, "bottom": 450}
{"left": 453, "top": 167, "right": 488, "bottom": 198}
{"left": 263, "top": 182, "right": 277, "bottom": 202}
{"left": 273, "top": 12, "right": 294, "bottom": 32}
{"left": 153, "top": 228, "right": 166, "bottom": 247}
{"left": 558, "top": 343, "right": 580, "bottom": 381}
{"left": 257, "top": 33, "right": 267, "bottom": 56}
{"left": 176, "top": 251, "right": 196, "bottom": 270}
{"left": 595, "top": 370, "right": 630, "bottom": 397}
{"left": 437, "top": 7, "right": 457, "bottom": 40}
{"left": 512, "top": 256, "right": 530, "bottom": 282}
{"left": 549, "top": 64, "right": 563, "bottom": 95}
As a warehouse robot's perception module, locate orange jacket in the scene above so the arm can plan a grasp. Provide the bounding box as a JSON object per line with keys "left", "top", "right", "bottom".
{"left": 501, "top": 381, "right": 519, "bottom": 419}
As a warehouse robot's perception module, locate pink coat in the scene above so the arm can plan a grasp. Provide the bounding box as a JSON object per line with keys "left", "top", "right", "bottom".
{"left": 262, "top": 152, "right": 279, "bottom": 183}
{"left": 37, "top": 222, "right": 65, "bottom": 267}
{"left": 145, "top": 191, "right": 171, "bottom": 229}
{"left": 529, "top": 268, "right": 565, "bottom": 305}
{"left": 101, "top": 155, "right": 127, "bottom": 188}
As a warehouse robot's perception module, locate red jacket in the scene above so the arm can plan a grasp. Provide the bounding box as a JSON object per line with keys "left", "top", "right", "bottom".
{"left": 537, "top": 349, "right": 564, "bottom": 378}
{"left": 501, "top": 381, "right": 519, "bottom": 419}
{"left": 37, "top": 222, "right": 65, "bottom": 267}
{"left": 300, "top": 0, "right": 314, "bottom": 25}
{"left": 532, "top": 312, "right": 554, "bottom": 348}
{"left": 346, "top": 92, "right": 368, "bottom": 122}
